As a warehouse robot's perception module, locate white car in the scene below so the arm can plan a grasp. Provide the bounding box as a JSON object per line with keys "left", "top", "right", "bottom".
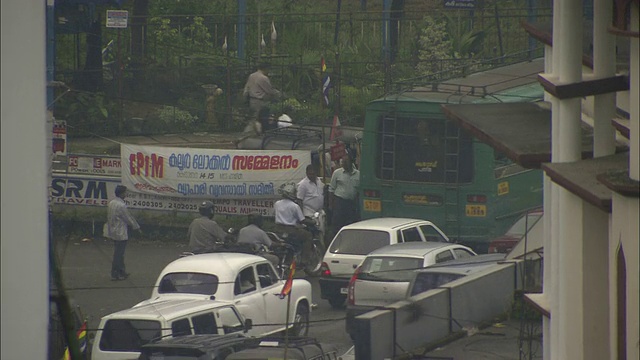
{"left": 138, "top": 252, "right": 313, "bottom": 337}
{"left": 92, "top": 298, "right": 250, "bottom": 360}
{"left": 344, "top": 242, "right": 477, "bottom": 336}
{"left": 319, "top": 218, "right": 450, "bottom": 308}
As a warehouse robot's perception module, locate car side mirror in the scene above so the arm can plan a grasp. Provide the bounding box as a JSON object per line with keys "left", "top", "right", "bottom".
{"left": 244, "top": 318, "right": 253, "bottom": 332}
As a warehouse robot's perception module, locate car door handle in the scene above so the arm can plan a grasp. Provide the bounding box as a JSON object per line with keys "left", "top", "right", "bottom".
{"left": 234, "top": 300, "right": 241, "bottom": 305}
{"left": 263, "top": 293, "right": 269, "bottom": 297}
{"left": 331, "top": 260, "right": 339, "bottom": 263}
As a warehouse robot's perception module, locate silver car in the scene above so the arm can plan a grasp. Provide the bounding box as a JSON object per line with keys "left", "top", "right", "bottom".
{"left": 345, "top": 242, "right": 477, "bottom": 336}
{"left": 319, "top": 218, "right": 450, "bottom": 308}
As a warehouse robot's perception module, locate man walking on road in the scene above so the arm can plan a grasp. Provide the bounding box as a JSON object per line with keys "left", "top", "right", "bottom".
{"left": 242, "top": 62, "right": 282, "bottom": 120}
{"left": 328, "top": 154, "right": 360, "bottom": 237}
{"left": 105, "top": 185, "right": 141, "bottom": 281}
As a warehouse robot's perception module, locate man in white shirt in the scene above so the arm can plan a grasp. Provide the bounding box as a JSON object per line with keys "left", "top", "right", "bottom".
{"left": 274, "top": 184, "right": 312, "bottom": 264}
{"left": 105, "top": 185, "right": 141, "bottom": 281}
{"left": 297, "top": 165, "right": 324, "bottom": 217}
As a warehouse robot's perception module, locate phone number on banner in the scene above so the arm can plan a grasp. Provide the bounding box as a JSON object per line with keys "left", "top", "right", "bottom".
{"left": 50, "top": 174, "right": 276, "bottom": 216}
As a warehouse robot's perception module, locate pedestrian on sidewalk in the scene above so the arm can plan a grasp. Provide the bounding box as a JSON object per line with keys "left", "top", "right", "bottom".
{"left": 104, "top": 185, "right": 142, "bottom": 281}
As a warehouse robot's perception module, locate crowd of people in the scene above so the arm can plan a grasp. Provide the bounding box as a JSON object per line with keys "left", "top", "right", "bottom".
{"left": 102, "top": 63, "right": 361, "bottom": 280}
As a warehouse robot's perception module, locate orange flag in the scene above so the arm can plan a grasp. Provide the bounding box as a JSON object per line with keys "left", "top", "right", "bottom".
{"left": 278, "top": 260, "right": 296, "bottom": 299}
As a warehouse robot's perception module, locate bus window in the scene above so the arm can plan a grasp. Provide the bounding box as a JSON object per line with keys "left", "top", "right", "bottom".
{"left": 377, "top": 116, "right": 473, "bottom": 184}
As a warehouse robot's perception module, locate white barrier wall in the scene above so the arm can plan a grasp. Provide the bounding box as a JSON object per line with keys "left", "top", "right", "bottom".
{"left": 353, "top": 261, "right": 522, "bottom": 360}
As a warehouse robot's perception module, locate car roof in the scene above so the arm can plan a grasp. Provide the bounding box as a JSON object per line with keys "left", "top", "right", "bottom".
{"left": 142, "top": 333, "right": 249, "bottom": 351}
{"left": 415, "top": 254, "right": 506, "bottom": 275}
{"left": 341, "top": 217, "right": 435, "bottom": 231}
{"left": 101, "top": 298, "right": 236, "bottom": 322}
{"left": 366, "top": 242, "right": 464, "bottom": 257}
{"left": 159, "top": 252, "right": 267, "bottom": 280}
{"left": 427, "top": 253, "right": 506, "bottom": 267}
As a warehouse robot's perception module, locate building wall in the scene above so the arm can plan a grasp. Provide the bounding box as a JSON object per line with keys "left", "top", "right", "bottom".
{"left": 609, "top": 194, "right": 639, "bottom": 360}
{"left": 0, "top": 1, "right": 49, "bottom": 359}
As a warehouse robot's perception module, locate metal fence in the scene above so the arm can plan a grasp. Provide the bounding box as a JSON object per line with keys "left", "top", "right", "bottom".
{"left": 53, "top": 5, "right": 552, "bottom": 137}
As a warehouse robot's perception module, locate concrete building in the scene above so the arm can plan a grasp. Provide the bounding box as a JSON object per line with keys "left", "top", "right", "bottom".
{"left": 443, "top": 1, "right": 639, "bottom": 359}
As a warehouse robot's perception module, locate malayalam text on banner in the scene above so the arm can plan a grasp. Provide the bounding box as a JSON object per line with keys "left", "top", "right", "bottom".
{"left": 50, "top": 174, "right": 277, "bottom": 216}
{"left": 120, "top": 144, "right": 311, "bottom": 199}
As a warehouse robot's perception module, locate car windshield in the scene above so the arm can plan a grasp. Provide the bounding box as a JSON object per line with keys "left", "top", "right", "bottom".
{"left": 158, "top": 273, "right": 219, "bottom": 295}
{"left": 409, "top": 272, "right": 465, "bottom": 296}
{"left": 359, "top": 256, "right": 423, "bottom": 282}
{"left": 329, "top": 230, "right": 390, "bottom": 255}
{"left": 99, "top": 319, "right": 161, "bottom": 352}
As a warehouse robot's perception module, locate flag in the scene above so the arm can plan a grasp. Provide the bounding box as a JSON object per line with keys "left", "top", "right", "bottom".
{"left": 321, "top": 57, "right": 330, "bottom": 106}
{"left": 62, "top": 321, "right": 87, "bottom": 360}
{"left": 278, "top": 260, "right": 296, "bottom": 299}
{"left": 330, "top": 114, "right": 343, "bottom": 141}
{"left": 322, "top": 74, "right": 331, "bottom": 106}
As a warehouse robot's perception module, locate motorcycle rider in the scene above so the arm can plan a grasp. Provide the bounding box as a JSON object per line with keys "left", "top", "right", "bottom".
{"left": 237, "top": 213, "right": 281, "bottom": 267}
{"left": 274, "top": 184, "right": 313, "bottom": 265}
{"left": 188, "top": 201, "right": 227, "bottom": 253}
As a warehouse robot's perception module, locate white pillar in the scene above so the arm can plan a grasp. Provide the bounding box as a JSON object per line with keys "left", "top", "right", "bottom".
{"left": 629, "top": 4, "right": 639, "bottom": 180}
{"left": 542, "top": 175, "right": 553, "bottom": 360}
{"left": 581, "top": 203, "right": 610, "bottom": 359}
{"left": 547, "top": 1, "right": 563, "bottom": 358}
{"left": 555, "top": 1, "right": 584, "bottom": 359}
{"left": 1, "top": 1, "right": 49, "bottom": 360}
{"left": 592, "top": 0, "right": 617, "bottom": 157}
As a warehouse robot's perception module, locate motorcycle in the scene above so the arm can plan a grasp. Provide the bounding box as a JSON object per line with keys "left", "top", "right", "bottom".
{"left": 267, "top": 211, "right": 326, "bottom": 277}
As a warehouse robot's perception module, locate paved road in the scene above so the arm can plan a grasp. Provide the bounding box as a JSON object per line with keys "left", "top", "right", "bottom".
{"left": 56, "top": 235, "right": 353, "bottom": 357}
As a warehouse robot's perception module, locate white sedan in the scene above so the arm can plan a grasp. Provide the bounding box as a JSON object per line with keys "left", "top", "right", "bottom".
{"left": 136, "top": 252, "right": 313, "bottom": 337}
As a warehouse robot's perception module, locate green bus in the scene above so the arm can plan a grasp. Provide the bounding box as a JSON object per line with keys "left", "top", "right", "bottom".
{"left": 358, "top": 59, "right": 545, "bottom": 252}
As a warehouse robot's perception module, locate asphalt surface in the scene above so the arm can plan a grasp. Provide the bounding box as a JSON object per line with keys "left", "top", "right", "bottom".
{"left": 56, "top": 233, "right": 542, "bottom": 360}
{"left": 55, "top": 233, "right": 354, "bottom": 357}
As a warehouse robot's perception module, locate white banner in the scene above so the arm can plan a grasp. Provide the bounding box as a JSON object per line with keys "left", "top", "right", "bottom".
{"left": 68, "top": 155, "right": 122, "bottom": 176}
{"left": 120, "top": 144, "right": 310, "bottom": 200}
{"left": 50, "top": 175, "right": 277, "bottom": 216}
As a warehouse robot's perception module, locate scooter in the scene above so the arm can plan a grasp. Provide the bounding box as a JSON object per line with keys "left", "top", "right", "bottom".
{"left": 267, "top": 211, "right": 326, "bottom": 277}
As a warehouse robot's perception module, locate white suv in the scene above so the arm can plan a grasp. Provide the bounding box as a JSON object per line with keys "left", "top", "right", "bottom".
{"left": 318, "top": 218, "right": 449, "bottom": 308}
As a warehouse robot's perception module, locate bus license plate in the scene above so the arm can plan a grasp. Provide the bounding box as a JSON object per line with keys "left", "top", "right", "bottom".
{"left": 465, "top": 204, "right": 487, "bottom": 217}
{"left": 363, "top": 199, "right": 381, "bottom": 212}
{"left": 364, "top": 200, "right": 382, "bottom": 212}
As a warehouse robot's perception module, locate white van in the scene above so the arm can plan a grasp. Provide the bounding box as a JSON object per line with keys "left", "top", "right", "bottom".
{"left": 91, "top": 298, "right": 251, "bottom": 360}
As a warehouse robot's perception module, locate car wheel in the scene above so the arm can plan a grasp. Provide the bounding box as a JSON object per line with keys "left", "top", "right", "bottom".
{"left": 328, "top": 295, "right": 346, "bottom": 309}
{"left": 304, "top": 241, "right": 325, "bottom": 277}
{"left": 288, "top": 303, "right": 309, "bottom": 336}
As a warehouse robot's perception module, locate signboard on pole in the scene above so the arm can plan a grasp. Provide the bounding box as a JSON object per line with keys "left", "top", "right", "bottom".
{"left": 68, "top": 155, "right": 122, "bottom": 176}
{"left": 53, "top": 120, "right": 67, "bottom": 156}
{"left": 106, "top": 10, "right": 128, "bottom": 28}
